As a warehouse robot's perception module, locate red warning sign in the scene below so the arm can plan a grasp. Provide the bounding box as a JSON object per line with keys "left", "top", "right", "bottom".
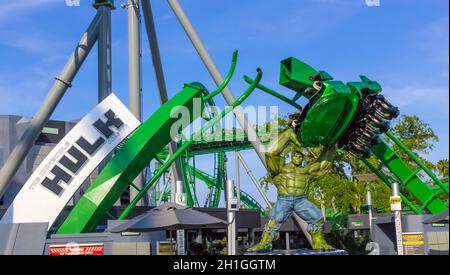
{"left": 49, "top": 243, "right": 104, "bottom": 255}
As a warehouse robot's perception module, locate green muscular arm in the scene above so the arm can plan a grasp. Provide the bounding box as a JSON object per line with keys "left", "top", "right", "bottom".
{"left": 265, "top": 128, "right": 301, "bottom": 176}
{"left": 307, "top": 146, "right": 335, "bottom": 181}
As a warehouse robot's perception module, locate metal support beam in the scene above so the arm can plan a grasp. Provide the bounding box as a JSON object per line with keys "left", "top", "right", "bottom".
{"left": 96, "top": 3, "right": 114, "bottom": 184}
{"left": 141, "top": 0, "right": 183, "bottom": 187}
{"left": 236, "top": 152, "right": 270, "bottom": 208}
{"left": 126, "top": 0, "right": 146, "bottom": 206}
{"left": 127, "top": 0, "right": 142, "bottom": 121}
{"left": 98, "top": 5, "right": 113, "bottom": 101}
{"left": 163, "top": 5, "right": 320, "bottom": 241}
{"left": 165, "top": 5, "right": 316, "bottom": 243}
{"left": 141, "top": 0, "right": 168, "bottom": 103}
{"left": 0, "top": 12, "right": 102, "bottom": 199}
{"left": 167, "top": 0, "right": 266, "bottom": 166}
{"left": 226, "top": 179, "right": 237, "bottom": 255}
{"left": 235, "top": 151, "right": 240, "bottom": 197}
{"left": 157, "top": 173, "right": 171, "bottom": 206}
{"left": 285, "top": 232, "right": 290, "bottom": 250}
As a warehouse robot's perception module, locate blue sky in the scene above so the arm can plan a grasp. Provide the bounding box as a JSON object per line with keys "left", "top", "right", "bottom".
{"left": 0, "top": 0, "right": 448, "bottom": 205}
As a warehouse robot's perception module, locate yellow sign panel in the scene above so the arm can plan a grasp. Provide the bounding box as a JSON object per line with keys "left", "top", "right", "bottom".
{"left": 390, "top": 197, "right": 401, "bottom": 204}
{"left": 402, "top": 232, "right": 425, "bottom": 255}
{"left": 157, "top": 241, "right": 176, "bottom": 255}
{"left": 390, "top": 196, "right": 402, "bottom": 211}
{"left": 402, "top": 234, "right": 423, "bottom": 241}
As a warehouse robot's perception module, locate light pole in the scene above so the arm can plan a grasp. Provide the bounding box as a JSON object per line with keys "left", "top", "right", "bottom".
{"left": 390, "top": 182, "right": 404, "bottom": 255}
{"left": 175, "top": 180, "right": 186, "bottom": 255}
{"left": 226, "top": 179, "right": 240, "bottom": 255}
{"left": 367, "top": 190, "right": 373, "bottom": 237}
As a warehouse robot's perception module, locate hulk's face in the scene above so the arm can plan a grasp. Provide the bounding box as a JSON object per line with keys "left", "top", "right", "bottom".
{"left": 292, "top": 151, "right": 303, "bottom": 166}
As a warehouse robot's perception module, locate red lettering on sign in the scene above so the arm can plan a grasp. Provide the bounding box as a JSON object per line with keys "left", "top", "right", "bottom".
{"left": 49, "top": 244, "right": 104, "bottom": 255}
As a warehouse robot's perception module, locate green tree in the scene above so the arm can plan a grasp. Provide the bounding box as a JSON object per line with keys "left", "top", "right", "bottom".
{"left": 390, "top": 115, "right": 439, "bottom": 170}
{"left": 436, "top": 159, "right": 449, "bottom": 178}
{"left": 307, "top": 173, "right": 362, "bottom": 214}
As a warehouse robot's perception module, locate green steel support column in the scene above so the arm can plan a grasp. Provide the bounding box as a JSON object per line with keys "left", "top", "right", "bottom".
{"left": 370, "top": 138, "right": 448, "bottom": 214}
{"left": 187, "top": 165, "right": 215, "bottom": 188}
{"left": 57, "top": 84, "right": 205, "bottom": 233}
{"left": 191, "top": 164, "right": 218, "bottom": 206}
{"left": 58, "top": 51, "right": 242, "bottom": 233}
{"left": 94, "top": 0, "right": 115, "bottom": 7}
{"left": 187, "top": 165, "right": 266, "bottom": 215}
{"left": 239, "top": 190, "right": 267, "bottom": 217}
{"left": 362, "top": 159, "right": 421, "bottom": 214}
{"left": 386, "top": 131, "right": 448, "bottom": 192}
{"left": 179, "top": 155, "right": 194, "bottom": 207}
{"left": 211, "top": 152, "right": 225, "bottom": 208}
{"left": 117, "top": 69, "right": 263, "bottom": 220}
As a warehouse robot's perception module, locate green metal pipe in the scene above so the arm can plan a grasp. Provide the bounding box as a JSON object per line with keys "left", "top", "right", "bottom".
{"left": 362, "top": 159, "right": 421, "bottom": 214}
{"left": 187, "top": 165, "right": 215, "bottom": 188}
{"left": 179, "top": 155, "right": 194, "bottom": 207}
{"left": 188, "top": 156, "right": 201, "bottom": 207}
{"left": 211, "top": 152, "right": 225, "bottom": 208}
{"left": 94, "top": 0, "right": 115, "bottom": 8}
{"left": 203, "top": 51, "right": 238, "bottom": 101}
{"left": 119, "top": 68, "right": 263, "bottom": 219}
{"left": 188, "top": 164, "right": 265, "bottom": 214}
{"left": 386, "top": 131, "right": 448, "bottom": 192}
{"left": 243, "top": 75, "right": 302, "bottom": 110}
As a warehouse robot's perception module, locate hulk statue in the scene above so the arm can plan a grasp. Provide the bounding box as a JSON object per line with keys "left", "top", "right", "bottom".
{"left": 248, "top": 126, "right": 335, "bottom": 252}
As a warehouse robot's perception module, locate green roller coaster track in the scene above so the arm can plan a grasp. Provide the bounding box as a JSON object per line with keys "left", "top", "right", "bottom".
{"left": 186, "top": 162, "right": 266, "bottom": 216}
{"left": 56, "top": 52, "right": 447, "bottom": 234}
{"left": 244, "top": 67, "right": 448, "bottom": 215}
{"left": 57, "top": 52, "right": 265, "bottom": 233}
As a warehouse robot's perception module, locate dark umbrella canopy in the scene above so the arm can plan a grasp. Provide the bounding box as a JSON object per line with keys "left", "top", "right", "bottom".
{"left": 109, "top": 203, "right": 228, "bottom": 233}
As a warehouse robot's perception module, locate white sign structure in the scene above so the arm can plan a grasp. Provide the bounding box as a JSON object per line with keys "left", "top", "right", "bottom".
{"left": 175, "top": 180, "right": 186, "bottom": 255}
{"left": 0, "top": 94, "right": 140, "bottom": 229}
{"left": 390, "top": 183, "right": 404, "bottom": 255}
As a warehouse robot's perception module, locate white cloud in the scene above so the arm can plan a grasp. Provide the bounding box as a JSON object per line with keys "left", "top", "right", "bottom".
{"left": 0, "top": 81, "right": 44, "bottom": 116}
{"left": 0, "top": 1, "right": 71, "bottom": 106}
{"left": 383, "top": 85, "right": 449, "bottom": 117}
{"left": 190, "top": 0, "right": 362, "bottom": 51}
{"left": 415, "top": 17, "right": 449, "bottom": 67}
{"left": 0, "top": 0, "right": 63, "bottom": 19}
{"left": 0, "top": 60, "right": 60, "bottom": 116}
{"left": 0, "top": 31, "right": 69, "bottom": 54}
{"left": 0, "top": 0, "right": 70, "bottom": 54}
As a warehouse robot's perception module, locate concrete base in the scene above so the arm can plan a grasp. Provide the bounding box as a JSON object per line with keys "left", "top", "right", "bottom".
{"left": 244, "top": 249, "right": 348, "bottom": 255}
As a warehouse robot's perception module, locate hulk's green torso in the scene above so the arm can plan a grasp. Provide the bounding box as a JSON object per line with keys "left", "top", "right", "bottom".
{"left": 272, "top": 163, "right": 312, "bottom": 196}
{"left": 264, "top": 128, "right": 333, "bottom": 197}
